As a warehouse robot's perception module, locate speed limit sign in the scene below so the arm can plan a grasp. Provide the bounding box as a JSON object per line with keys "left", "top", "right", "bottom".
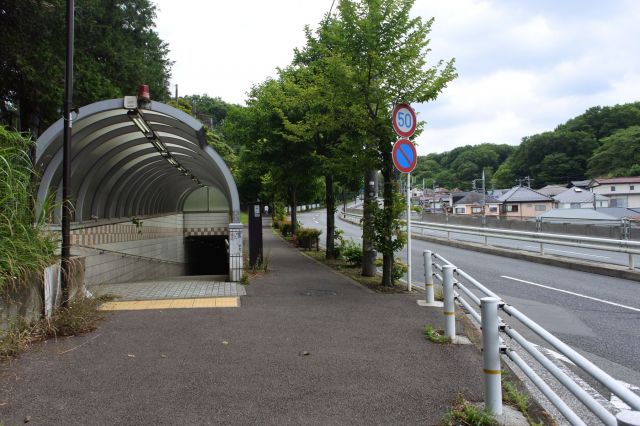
{"left": 392, "top": 103, "right": 417, "bottom": 137}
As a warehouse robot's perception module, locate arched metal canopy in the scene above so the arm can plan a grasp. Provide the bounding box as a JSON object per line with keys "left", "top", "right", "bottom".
{"left": 35, "top": 99, "right": 240, "bottom": 223}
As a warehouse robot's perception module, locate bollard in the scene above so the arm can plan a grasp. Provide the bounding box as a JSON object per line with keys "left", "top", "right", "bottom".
{"left": 424, "top": 250, "right": 434, "bottom": 304}
{"left": 540, "top": 242, "right": 544, "bottom": 255}
{"left": 630, "top": 254, "right": 635, "bottom": 270}
{"left": 617, "top": 411, "right": 640, "bottom": 426}
{"left": 481, "top": 297, "right": 503, "bottom": 416}
{"left": 442, "top": 265, "right": 456, "bottom": 339}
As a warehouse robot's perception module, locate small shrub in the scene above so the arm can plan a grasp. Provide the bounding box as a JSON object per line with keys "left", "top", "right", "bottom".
{"left": 297, "top": 228, "right": 321, "bottom": 250}
{"left": 374, "top": 258, "right": 408, "bottom": 283}
{"left": 280, "top": 221, "right": 294, "bottom": 237}
{"left": 392, "top": 260, "right": 408, "bottom": 283}
{"left": 340, "top": 240, "right": 362, "bottom": 266}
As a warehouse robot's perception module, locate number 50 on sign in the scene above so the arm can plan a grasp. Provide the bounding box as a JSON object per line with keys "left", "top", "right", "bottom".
{"left": 392, "top": 103, "right": 417, "bottom": 137}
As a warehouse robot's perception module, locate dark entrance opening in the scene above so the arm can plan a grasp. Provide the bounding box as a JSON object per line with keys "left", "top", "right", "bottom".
{"left": 184, "top": 236, "right": 229, "bottom": 275}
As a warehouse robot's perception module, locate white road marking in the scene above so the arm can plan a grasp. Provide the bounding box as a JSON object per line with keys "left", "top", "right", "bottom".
{"left": 501, "top": 276, "right": 640, "bottom": 313}
{"left": 522, "top": 245, "right": 611, "bottom": 259}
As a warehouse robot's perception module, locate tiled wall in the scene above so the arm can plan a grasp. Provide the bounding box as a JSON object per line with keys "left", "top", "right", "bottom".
{"left": 69, "top": 213, "right": 234, "bottom": 286}
{"left": 183, "top": 212, "right": 229, "bottom": 236}
{"left": 72, "top": 214, "right": 187, "bottom": 286}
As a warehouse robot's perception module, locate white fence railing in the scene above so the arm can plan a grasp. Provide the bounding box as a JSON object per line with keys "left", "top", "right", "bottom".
{"left": 425, "top": 250, "right": 640, "bottom": 425}
{"left": 340, "top": 212, "right": 640, "bottom": 269}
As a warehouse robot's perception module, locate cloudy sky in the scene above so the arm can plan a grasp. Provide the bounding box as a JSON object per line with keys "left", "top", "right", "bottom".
{"left": 153, "top": 0, "right": 640, "bottom": 156}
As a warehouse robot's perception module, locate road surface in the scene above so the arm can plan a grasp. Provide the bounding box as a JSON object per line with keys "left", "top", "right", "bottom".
{"left": 298, "top": 208, "right": 640, "bottom": 421}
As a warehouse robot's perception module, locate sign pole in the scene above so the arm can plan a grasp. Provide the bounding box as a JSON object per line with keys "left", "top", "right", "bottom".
{"left": 407, "top": 172, "right": 412, "bottom": 292}
{"left": 391, "top": 103, "right": 418, "bottom": 292}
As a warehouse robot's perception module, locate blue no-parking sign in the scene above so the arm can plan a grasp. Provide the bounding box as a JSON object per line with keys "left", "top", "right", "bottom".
{"left": 392, "top": 139, "right": 417, "bottom": 173}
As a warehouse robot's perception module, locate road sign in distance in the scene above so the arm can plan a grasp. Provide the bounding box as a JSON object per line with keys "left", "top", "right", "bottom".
{"left": 392, "top": 103, "right": 417, "bottom": 137}
{"left": 392, "top": 139, "right": 417, "bottom": 173}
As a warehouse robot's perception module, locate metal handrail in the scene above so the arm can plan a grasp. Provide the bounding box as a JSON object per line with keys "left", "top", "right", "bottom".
{"left": 428, "top": 251, "right": 640, "bottom": 424}
{"left": 340, "top": 211, "right": 639, "bottom": 268}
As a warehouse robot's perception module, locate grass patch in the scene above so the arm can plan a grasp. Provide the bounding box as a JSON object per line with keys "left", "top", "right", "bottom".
{"left": 0, "top": 294, "right": 115, "bottom": 361}
{"left": 442, "top": 394, "right": 498, "bottom": 426}
{"left": 303, "top": 249, "right": 409, "bottom": 293}
{"left": 0, "top": 127, "right": 57, "bottom": 292}
{"left": 424, "top": 325, "right": 451, "bottom": 344}
{"left": 502, "top": 378, "right": 548, "bottom": 425}
{"left": 240, "top": 211, "right": 248, "bottom": 225}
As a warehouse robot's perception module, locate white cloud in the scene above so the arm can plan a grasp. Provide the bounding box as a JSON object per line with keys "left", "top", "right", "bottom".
{"left": 154, "top": 0, "right": 640, "bottom": 155}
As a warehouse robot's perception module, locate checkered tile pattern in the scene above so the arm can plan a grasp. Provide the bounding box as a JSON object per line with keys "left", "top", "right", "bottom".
{"left": 70, "top": 223, "right": 182, "bottom": 246}
{"left": 184, "top": 227, "right": 228, "bottom": 236}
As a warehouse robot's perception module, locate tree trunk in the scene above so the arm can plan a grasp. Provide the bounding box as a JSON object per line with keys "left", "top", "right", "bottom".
{"left": 290, "top": 188, "right": 298, "bottom": 237}
{"left": 381, "top": 150, "right": 395, "bottom": 286}
{"left": 361, "top": 170, "right": 377, "bottom": 276}
{"left": 325, "top": 174, "right": 336, "bottom": 259}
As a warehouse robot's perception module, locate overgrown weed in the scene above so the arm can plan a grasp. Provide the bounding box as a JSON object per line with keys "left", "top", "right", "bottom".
{"left": 0, "top": 295, "right": 115, "bottom": 361}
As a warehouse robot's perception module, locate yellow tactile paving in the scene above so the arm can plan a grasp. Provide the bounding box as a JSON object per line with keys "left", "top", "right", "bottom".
{"left": 99, "top": 297, "right": 239, "bottom": 311}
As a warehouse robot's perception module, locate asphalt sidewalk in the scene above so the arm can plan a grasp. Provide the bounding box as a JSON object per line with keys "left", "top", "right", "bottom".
{"left": 0, "top": 228, "right": 484, "bottom": 425}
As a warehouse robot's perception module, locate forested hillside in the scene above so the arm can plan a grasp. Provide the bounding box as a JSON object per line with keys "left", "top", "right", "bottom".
{"left": 412, "top": 101, "right": 640, "bottom": 190}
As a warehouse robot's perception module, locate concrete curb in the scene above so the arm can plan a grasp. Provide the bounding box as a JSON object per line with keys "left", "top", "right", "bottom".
{"left": 338, "top": 215, "right": 640, "bottom": 283}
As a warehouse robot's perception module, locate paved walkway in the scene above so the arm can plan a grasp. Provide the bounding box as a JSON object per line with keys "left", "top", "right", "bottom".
{"left": 0, "top": 228, "right": 484, "bottom": 425}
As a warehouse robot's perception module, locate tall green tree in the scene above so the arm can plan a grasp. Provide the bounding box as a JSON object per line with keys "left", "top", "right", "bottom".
{"left": 329, "top": 0, "right": 456, "bottom": 285}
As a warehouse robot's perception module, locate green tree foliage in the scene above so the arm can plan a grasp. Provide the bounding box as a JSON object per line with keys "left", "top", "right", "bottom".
{"left": 493, "top": 101, "right": 640, "bottom": 187}
{"left": 587, "top": 126, "right": 640, "bottom": 177}
{"left": 508, "top": 130, "right": 598, "bottom": 187}
{"left": 0, "top": 0, "right": 172, "bottom": 134}
{"left": 184, "top": 94, "right": 235, "bottom": 129}
{"left": 558, "top": 103, "right": 640, "bottom": 140}
{"left": 412, "top": 144, "right": 514, "bottom": 190}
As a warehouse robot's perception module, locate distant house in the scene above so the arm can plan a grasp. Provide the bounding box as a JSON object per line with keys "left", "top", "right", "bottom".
{"left": 570, "top": 180, "right": 591, "bottom": 189}
{"left": 589, "top": 176, "right": 640, "bottom": 208}
{"left": 537, "top": 184, "right": 567, "bottom": 197}
{"left": 553, "top": 187, "right": 609, "bottom": 209}
{"left": 497, "top": 186, "right": 554, "bottom": 218}
{"left": 452, "top": 192, "right": 501, "bottom": 216}
{"left": 537, "top": 207, "right": 640, "bottom": 224}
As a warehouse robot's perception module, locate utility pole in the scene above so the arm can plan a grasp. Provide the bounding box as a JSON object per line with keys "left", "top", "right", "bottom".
{"left": 175, "top": 84, "right": 178, "bottom": 101}
{"left": 482, "top": 169, "right": 486, "bottom": 226}
{"left": 432, "top": 180, "right": 437, "bottom": 214}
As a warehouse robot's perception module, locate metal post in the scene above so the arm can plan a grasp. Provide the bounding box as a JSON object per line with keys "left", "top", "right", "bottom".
{"left": 407, "top": 172, "right": 412, "bottom": 291}
{"left": 60, "top": 0, "right": 75, "bottom": 308}
{"left": 617, "top": 411, "right": 640, "bottom": 426}
{"left": 481, "top": 297, "right": 503, "bottom": 416}
{"left": 424, "top": 250, "right": 434, "bottom": 304}
{"left": 630, "top": 254, "right": 635, "bottom": 270}
{"left": 442, "top": 265, "right": 455, "bottom": 339}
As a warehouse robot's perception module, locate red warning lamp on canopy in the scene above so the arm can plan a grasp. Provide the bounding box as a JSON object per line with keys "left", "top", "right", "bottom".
{"left": 138, "top": 84, "right": 150, "bottom": 103}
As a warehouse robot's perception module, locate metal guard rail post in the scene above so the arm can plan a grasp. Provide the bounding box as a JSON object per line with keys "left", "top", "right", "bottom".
{"left": 428, "top": 253, "right": 640, "bottom": 425}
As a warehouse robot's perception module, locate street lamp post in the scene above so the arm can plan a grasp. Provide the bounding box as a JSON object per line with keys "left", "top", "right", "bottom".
{"left": 61, "top": 0, "right": 75, "bottom": 307}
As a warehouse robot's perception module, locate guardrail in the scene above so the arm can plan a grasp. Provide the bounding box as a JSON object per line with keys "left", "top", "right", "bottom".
{"left": 340, "top": 212, "right": 640, "bottom": 269}
{"left": 424, "top": 250, "right": 640, "bottom": 425}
